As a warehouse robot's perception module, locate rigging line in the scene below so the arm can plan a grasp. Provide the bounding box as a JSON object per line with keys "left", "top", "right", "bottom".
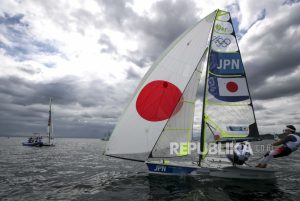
{"left": 206, "top": 122, "right": 218, "bottom": 138}
{"left": 105, "top": 154, "right": 145, "bottom": 163}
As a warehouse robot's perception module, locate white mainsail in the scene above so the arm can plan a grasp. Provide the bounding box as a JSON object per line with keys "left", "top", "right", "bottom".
{"left": 105, "top": 11, "right": 217, "bottom": 161}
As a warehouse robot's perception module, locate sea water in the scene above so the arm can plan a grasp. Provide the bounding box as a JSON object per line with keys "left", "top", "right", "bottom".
{"left": 0, "top": 137, "right": 300, "bottom": 201}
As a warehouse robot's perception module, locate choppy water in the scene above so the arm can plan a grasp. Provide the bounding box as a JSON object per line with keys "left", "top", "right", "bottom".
{"left": 1, "top": 137, "right": 300, "bottom": 201}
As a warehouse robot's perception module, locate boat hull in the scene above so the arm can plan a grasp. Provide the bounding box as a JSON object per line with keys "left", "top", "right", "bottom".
{"left": 146, "top": 162, "right": 276, "bottom": 179}
{"left": 22, "top": 142, "right": 44, "bottom": 147}
{"left": 146, "top": 162, "right": 198, "bottom": 175}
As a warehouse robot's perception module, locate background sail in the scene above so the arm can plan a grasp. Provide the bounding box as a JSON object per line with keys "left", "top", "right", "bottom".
{"left": 105, "top": 11, "right": 217, "bottom": 161}
{"left": 47, "top": 97, "right": 53, "bottom": 145}
{"left": 202, "top": 10, "right": 259, "bottom": 153}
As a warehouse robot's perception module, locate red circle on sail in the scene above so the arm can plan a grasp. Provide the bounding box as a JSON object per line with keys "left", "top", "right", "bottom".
{"left": 226, "top": 81, "right": 238, "bottom": 92}
{"left": 136, "top": 80, "right": 182, "bottom": 122}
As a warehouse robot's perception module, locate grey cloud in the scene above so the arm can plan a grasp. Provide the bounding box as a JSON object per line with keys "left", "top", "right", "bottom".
{"left": 243, "top": 4, "right": 300, "bottom": 96}
{"left": 252, "top": 72, "right": 300, "bottom": 100}
{"left": 101, "top": 112, "right": 119, "bottom": 119}
{"left": 126, "top": 0, "right": 198, "bottom": 67}
{"left": 283, "top": 0, "right": 300, "bottom": 5}
{"left": 17, "top": 66, "right": 40, "bottom": 75}
{"left": 252, "top": 102, "right": 266, "bottom": 111}
{"left": 0, "top": 12, "right": 59, "bottom": 60}
{"left": 95, "top": 0, "right": 198, "bottom": 68}
{"left": 124, "top": 50, "right": 153, "bottom": 68}
{"left": 98, "top": 34, "right": 118, "bottom": 54}
{"left": 71, "top": 8, "right": 98, "bottom": 34}
{"left": 0, "top": 76, "right": 34, "bottom": 99}
{"left": 126, "top": 67, "right": 140, "bottom": 80}
{"left": 96, "top": 0, "right": 135, "bottom": 28}
{"left": 0, "top": 75, "right": 132, "bottom": 137}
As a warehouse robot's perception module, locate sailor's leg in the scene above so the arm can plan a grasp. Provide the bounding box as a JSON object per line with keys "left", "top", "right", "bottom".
{"left": 256, "top": 151, "right": 276, "bottom": 168}
{"left": 256, "top": 147, "right": 285, "bottom": 168}
{"left": 259, "top": 152, "right": 274, "bottom": 167}
{"left": 273, "top": 147, "right": 292, "bottom": 158}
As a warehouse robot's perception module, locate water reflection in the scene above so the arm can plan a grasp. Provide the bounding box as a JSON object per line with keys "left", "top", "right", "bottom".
{"left": 147, "top": 174, "right": 283, "bottom": 201}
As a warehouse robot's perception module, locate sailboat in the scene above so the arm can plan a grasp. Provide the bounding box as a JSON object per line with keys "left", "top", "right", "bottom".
{"left": 105, "top": 10, "right": 276, "bottom": 179}
{"left": 101, "top": 130, "right": 111, "bottom": 141}
{"left": 43, "top": 97, "right": 54, "bottom": 146}
{"left": 22, "top": 98, "right": 54, "bottom": 147}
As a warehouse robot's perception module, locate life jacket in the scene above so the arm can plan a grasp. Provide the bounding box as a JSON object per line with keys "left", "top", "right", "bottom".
{"left": 285, "top": 134, "right": 300, "bottom": 151}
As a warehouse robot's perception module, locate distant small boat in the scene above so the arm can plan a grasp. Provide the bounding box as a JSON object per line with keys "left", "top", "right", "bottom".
{"left": 22, "top": 135, "right": 44, "bottom": 146}
{"left": 22, "top": 98, "right": 54, "bottom": 147}
{"left": 101, "top": 131, "right": 111, "bottom": 141}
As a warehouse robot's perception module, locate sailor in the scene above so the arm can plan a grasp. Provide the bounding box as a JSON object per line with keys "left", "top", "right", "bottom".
{"left": 256, "top": 125, "right": 300, "bottom": 168}
{"left": 227, "top": 142, "right": 252, "bottom": 165}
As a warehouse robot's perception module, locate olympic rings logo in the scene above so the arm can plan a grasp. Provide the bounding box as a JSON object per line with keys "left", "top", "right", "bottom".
{"left": 212, "top": 36, "right": 231, "bottom": 47}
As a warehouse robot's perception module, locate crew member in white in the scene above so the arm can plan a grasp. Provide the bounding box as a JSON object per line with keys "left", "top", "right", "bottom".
{"left": 256, "top": 125, "right": 300, "bottom": 168}
{"left": 227, "top": 142, "right": 252, "bottom": 165}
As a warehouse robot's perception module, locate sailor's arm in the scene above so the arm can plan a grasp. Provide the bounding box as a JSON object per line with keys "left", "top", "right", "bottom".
{"left": 272, "top": 139, "right": 284, "bottom": 146}
{"left": 272, "top": 135, "right": 295, "bottom": 146}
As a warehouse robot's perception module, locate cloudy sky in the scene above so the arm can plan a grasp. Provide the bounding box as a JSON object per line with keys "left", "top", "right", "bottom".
{"left": 0, "top": 0, "right": 299, "bottom": 138}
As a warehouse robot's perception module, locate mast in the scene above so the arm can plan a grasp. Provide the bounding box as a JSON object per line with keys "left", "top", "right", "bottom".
{"left": 199, "top": 9, "right": 218, "bottom": 165}
{"left": 48, "top": 97, "right": 52, "bottom": 145}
